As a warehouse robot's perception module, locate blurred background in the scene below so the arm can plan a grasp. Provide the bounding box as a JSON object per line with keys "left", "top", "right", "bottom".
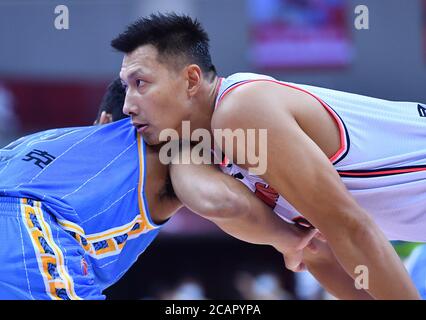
{"left": 0, "top": 0, "right": 425, "bottom": 299}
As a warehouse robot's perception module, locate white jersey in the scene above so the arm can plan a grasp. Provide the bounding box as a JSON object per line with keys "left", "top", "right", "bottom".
{"left": 215, "top": 73, "right": 426, "bottom": 242}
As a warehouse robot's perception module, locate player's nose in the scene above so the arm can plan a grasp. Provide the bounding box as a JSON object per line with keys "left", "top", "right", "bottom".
{"left": 122, "top": 98, "right": 139, "bottom": 117}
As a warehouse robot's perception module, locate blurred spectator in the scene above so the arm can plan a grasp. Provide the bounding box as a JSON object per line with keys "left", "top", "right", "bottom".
{"left": 294, "top": 270, "right": 325, "bottom": 300}
{"left": 235, "top": 271, "right": 293, "bottom": 300}
{"left": 0, "top": 84, "right": 19, "bottom": 144}
{"left": 160, "top": 278, "right": 207, "bottom": 300}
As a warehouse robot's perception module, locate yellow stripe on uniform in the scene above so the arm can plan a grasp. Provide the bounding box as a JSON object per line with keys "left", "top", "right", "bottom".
{"left": 20, "top": 202, "right": 58, "bottom": 300}
{"left": 85, "top": 215, "right": 142, "bottom": 242}
{"left": 33, "top": 202, "right": 82, "bottom": 300}
{"left": 56, "top": 215, "right": 151, "bottom": 259}
{"left": 21, "top": 199, "right": 82, "bottom": 300}
{"left": 136, "top": 133, "right": 156, "bottom": 231}
{"left": 57, "top": 219, "right": 85, "bottom": 236}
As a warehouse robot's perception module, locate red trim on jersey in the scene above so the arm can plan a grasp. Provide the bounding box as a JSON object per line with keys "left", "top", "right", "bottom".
{"left": 338, "top": 166, "right": 426, "bottom": 177}
{"left": 214, "top": 79, "right": 348, "bottom": 164}
{"left": 221, "top": 154, "right": 230, "bottom": 167}
{"left": 292, "top": 216, "right": 314, "bottom": 229}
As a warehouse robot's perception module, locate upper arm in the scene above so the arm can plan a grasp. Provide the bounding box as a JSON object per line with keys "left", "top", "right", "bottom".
{"left": 211, "top": 82, "right": 370, "bottom": 240}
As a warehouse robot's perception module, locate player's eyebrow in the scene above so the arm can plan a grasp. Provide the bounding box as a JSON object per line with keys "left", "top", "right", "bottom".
{"left": 120, "top": 68, "right": 146, "bottom": 83}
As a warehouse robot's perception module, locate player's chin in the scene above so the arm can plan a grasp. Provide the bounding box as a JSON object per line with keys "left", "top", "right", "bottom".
{"left": 141, "top": 131, "right": 162, "bottom": 146}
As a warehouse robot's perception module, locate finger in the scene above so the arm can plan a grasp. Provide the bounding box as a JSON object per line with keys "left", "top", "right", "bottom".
{"left": 285, "top": 257, "right": 306, "bottom": 273}
{"left": 284, "top": 252, "right": 303, "bottom": 272}
{"left": 296, "top": 228, "right": 318, "bottom": 250}
{"left": 295, "top": 263, "right": 306, "bottom": 272}
{"left": 315, "top": 231, "right": 327, "bottom": 242}
{"left": 307, "top": 240, "right": 318, "bottom": 254}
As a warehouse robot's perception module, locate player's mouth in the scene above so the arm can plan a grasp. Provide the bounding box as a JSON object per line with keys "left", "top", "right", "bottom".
{"left": 133, "top": 122, "right": 149, "bottom": 133}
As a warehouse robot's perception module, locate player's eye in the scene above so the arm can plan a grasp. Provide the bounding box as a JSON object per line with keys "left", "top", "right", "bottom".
{"left": 136, "top": 79, "right": 145, "bottom": 88}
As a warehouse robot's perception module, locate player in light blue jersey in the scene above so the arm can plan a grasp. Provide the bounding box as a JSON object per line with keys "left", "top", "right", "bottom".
{"left": 0, "top": 115, "right": 179, "bottom": 300}
{"left": 0, "top": 78, "right": 318, "bottom": 300}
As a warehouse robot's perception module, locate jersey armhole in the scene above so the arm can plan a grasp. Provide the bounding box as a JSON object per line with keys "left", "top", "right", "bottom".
{"left": 214, "top": 79, "right": 350, "bottom": 165}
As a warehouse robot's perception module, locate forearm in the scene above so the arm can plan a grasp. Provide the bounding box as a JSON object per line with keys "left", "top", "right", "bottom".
{"left": 170, "top": 162, "right": 308, "bottom": 253}
{"left": 325, "top": 213, "right": 420, "bottom": 300}
{"left": 303, "top": 240, "right": 373, "bottom": 300}
{"left": 203, "top": 176, "right": 307, "bottom": 252}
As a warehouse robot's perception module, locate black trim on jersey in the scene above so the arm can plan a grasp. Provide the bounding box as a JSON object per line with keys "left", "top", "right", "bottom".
{"left": 323, "top": 102, "right": 351, "bottom": 166}
{"left": 418, "top": 104, "right": 426, "bottom": 117}
{"left": 215, "top": 80, "right": 249, "bottom": 108}
{"left": 338, "top": 164, "right": 426, "bottom": 178}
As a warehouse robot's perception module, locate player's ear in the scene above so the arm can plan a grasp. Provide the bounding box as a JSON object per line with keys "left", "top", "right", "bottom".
{"left": 95, "top": 111, "right": 113, "bottom": 125}
{"left": 186, "top": 64, "right": 202, "bottom": 98}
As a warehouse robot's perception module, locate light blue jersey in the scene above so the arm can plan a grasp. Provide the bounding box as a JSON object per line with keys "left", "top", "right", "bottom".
{"left": 0, "top": 118, "right": 163, "bottom": 299}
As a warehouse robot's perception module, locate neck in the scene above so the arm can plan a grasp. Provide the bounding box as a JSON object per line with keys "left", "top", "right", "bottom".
{"left": 188, "top": 75, "right": 221, "bottom": 134}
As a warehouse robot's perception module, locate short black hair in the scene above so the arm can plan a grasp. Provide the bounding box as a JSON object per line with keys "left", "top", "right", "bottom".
{"left": 111, "top": 13, "right": 216, "bottom": 77}
{"left": 97, "top": 77, "right": 128, "bottom": 122}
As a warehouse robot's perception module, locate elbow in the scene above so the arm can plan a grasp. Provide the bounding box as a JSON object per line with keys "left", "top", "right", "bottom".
{"left": 338, "top": 209, "right": 378, "bottom": 244}
{"left": 350, "top": 215, "right": 380, "bottom": 244}
{"left": 322, "top": 205, "right": 377, "bottom": 245}
{"left": 196, "top": 186, "right": 248, "bottom": 220}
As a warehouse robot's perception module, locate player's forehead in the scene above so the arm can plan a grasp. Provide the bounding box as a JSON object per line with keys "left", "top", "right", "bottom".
{"left": 120, "top": 45, "right": 161, "bottom": 80}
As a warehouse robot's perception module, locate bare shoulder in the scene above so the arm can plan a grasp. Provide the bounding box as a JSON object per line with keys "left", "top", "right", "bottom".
{"left": 211, "top": 80, "right": 305, "bottom": 130}
{"left": 211, "top": 80, "right": 341, "bottom": 159}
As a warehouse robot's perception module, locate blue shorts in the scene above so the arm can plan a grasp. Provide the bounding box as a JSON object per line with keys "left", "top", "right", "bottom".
{"left": 0, "top": 197, "right": 105, "bottom": 300}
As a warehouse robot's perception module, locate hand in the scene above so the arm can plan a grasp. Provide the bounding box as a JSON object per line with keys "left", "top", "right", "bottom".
{"left": 278, "top": 226, "right": 326, "bottom": 272}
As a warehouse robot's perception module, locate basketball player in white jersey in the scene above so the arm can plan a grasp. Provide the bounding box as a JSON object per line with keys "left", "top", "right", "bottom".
{"left": 111, "top": 13, "right": 425, "bottom": 299}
